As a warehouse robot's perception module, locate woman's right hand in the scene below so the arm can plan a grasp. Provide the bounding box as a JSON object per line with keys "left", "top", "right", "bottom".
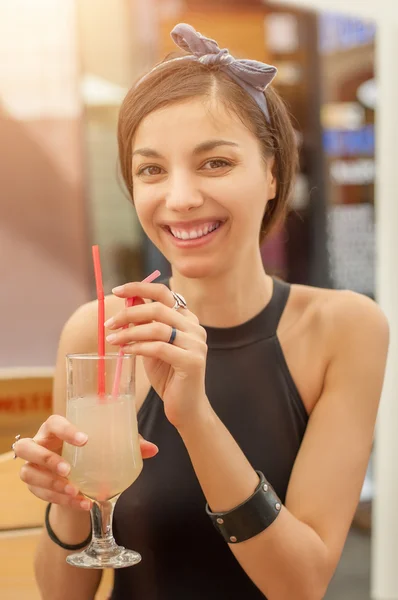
{"left": 15, "top": 415, "right": 93, "bottom": 511}
{"left": 15, "top": 415, "right": 159, "bottom": 511}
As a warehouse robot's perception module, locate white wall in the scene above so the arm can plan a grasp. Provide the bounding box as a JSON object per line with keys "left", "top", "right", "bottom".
{"left": 0, "top": 0, "right": 91, "bottom": 368}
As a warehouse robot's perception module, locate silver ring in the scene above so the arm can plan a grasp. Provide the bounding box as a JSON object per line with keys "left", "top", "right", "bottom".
{"left": 171, "top": 291, "right": 187, "bottom": 311}
{"left": 12, "top": 434, "right": 21, "bottom": 460}
{"left": 168, "top": 327, "right": 177, "bottom": 345}
{"left": 12, "top": 434, "right": 36, "bottom": 459}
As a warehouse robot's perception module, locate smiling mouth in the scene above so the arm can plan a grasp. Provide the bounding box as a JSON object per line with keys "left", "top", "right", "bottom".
{"left": 164, "top": 221, "right": 223, "bottom": 241}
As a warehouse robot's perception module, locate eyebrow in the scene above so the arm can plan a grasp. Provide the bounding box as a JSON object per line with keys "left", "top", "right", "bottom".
{"left": 132, "top": 139, "right": 240, "bottom": 159}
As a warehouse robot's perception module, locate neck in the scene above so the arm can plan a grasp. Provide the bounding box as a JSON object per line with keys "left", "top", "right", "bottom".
{"left": 170, "top": 251, "right": 273, "bottom": 328}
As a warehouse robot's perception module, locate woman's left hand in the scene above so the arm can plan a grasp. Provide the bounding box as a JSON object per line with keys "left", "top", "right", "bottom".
{"left": 106, "top": 282, "right": 210, "bottom": 430}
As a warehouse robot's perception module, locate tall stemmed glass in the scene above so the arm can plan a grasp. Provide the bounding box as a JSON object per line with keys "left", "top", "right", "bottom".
{"left": 62, "top": 353, "right": 143, "bottom": 569}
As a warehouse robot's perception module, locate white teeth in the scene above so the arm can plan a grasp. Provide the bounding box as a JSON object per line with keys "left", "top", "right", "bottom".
{"left": 169, "top": 221, "right": 221, "bottom": 240}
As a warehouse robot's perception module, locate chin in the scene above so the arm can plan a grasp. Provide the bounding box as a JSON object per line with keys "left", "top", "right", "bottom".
{"left": 171, "top": 256, "right": 221, "bottom": 280}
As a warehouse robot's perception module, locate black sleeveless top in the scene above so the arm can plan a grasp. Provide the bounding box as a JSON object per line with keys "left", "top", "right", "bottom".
{"left": 112, "top": 278, "right": 308, "bottom": 599}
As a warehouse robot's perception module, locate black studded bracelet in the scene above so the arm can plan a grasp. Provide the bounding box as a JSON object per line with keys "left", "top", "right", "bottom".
{"left": 205, "top": 471, "right": 282, "bottom": 544}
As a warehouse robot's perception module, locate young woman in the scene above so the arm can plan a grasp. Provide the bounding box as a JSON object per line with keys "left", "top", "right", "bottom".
{"left": 14, "top": 24, "right": 388, "bottom": 600}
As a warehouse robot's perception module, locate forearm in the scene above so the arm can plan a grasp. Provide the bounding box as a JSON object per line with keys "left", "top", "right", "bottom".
{"left": 35, "top": 505, "right": 101, "bottom": 600}
{"left": 178, "top": 404, "right": 329, "bottom": 600}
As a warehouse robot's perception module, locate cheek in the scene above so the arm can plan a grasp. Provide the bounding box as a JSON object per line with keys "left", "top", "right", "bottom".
{"left": 133, "top": 185, "right": 158, "bottom": 229}
{"left": 229, "top": 173, "right": 269, "bottom": 225}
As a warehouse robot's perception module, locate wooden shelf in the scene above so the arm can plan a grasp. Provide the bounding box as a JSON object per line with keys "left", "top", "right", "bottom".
{"left": 0, "top": 529, "right": 113, "bottom": 599}
{"left": 0, "top": 452, "right": 44, "bottom": 530}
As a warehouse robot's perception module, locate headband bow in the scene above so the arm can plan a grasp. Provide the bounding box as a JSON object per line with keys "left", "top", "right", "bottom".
{"left": 170, "top": 23, "right": 277, "bottom": 121}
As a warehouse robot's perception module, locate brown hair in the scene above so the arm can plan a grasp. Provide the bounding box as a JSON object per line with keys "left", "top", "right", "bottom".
{"left": 118, "top": 54, "right": 298, "bottom": 241}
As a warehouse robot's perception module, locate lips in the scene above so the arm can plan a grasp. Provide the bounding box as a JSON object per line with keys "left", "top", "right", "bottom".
{"left": 160, "top": 219, "right": 226, "bottom": 248}
{"left": 167, "top": 221, "right": 221, "bottom": 240}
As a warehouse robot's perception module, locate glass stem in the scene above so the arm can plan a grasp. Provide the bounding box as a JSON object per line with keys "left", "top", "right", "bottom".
{"left": 86, "top": 496, "right": 120, "bottom": 556}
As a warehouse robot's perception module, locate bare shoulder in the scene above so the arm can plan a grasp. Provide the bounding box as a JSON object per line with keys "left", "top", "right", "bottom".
{"left": 59, "top": 294, "right": 125, "bottom": 354}
{"left": 58, "top": 294, "right": 151, "bottom": 410}
{"left": 279, "top": 282, "right": 389, "bottom": 416}
{"left": 286, "top": 282, "right": 389, "bottom": 359}
{"left": 315, "top": 286, "right": 388, "bottom": 345}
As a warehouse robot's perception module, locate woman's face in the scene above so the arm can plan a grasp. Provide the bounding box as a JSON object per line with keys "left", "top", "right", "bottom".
{"left": 131, "top": 96, "right": 276, "bottom": 279}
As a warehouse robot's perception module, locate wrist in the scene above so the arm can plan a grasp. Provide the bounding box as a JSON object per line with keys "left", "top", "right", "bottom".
{"left": 176, "top": 397, "right": 217, "bottom": 439}
{"left": 49, "top": 503, "right": 91, "bottom": 546}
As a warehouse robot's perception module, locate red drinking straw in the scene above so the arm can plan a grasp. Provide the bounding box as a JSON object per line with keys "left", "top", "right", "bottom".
{"left": 111, "top": 269, "right": 161, "bottom": 397}
{"left": 92, "top": 245, "right": 106, "bottom": 397}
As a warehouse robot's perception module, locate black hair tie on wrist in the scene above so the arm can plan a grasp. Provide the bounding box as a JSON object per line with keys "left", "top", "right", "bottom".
{"left": 205, "top": 471, "right": 282, "bottom": 544}
{"left": 45, "top": 503, "right": 92, "bottom": 550}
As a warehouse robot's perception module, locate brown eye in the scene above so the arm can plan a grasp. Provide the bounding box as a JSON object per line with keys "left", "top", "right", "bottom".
{"left": 202, "top": 159, "right": 231, "bottom": 170}
{"left": 138, "top": 165, "right": 163, "bottom": 176}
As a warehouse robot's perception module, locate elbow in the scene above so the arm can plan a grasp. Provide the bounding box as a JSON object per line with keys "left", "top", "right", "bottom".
{"left": 264, "top": 570, "right": 330, "bottom": 600}
{"left": 282, "top": 552, "right": 332, "bottom": 600}
{"left": 285, "top": 579, "right": 328, "bottom": 600}
{"left": 306, "top": 583, "right": 329, "bottom": 600}
{"left": 298, "top": 555, "right": 332, "bottom": 600}
{"left": 298, "top": 533, "right": 334, "bottom": 600}
{"left": 308, "top": 583, "right": 330, "bottom": 600}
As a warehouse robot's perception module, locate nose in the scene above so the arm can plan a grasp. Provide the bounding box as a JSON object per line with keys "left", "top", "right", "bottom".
{"left": 165, "top": 170, "right": 204, "bottom": 213}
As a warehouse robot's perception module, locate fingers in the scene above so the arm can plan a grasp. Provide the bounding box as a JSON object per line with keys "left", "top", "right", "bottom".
{"left": 112, "top": 282, "right": 175, "bottom": 307}
{"left": 21, "top": 463, "right": 77, "bottom": 498}
{"left": 109, "top": 282, "right": 201, "bottom": 335}
{"left": 107, "top": 321, "right": 196, "bottom": 349}
{"left": 20, "top": 463, "right": 76, "bottom": 495}
{"left": 18, "top": 432, "right": 157, "bottom": 510}
{"left": 20, "top": 463, "right": 91, "bottom": 510}
{"left": 27, "top": 484, "right": 91, "bottom": 511}
{"left": 105, "top": 301, "right": 202, "bottom": 334}
{"left": 14, "top": 437, "right": 73, "bottom": 476}
{"left": 139, "top": 435, "right": 159, "bottom": 459}
{"left": 14, "top": 415, "right": 88, "bottom": 475}
{"left": 112, "top": 282, "right": 197, "bottom": 319}
{"left": 106, "top": 301, "right": 187, "bottom": 331}
{"left": 36, "top": 414, "right": 88, "bottom": 447}
{"left": 123, "top": 340, "right": 207, "bottom": 373}
{"left": 17, "top": 435, "right": 158, "bottom": 467}
{"left": 15, "top": 415, "right": 90, "bottom": 510}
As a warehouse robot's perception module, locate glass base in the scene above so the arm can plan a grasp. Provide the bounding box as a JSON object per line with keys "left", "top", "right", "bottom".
{"left": 66, "top": 544, "right": 142, "bottom": 569}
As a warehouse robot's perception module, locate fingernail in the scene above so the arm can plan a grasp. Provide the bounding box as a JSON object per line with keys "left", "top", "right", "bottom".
{"left": 106, "top": 333, "right": 117, "bottom": 343}
{"left": 112, "top": 285, "right": 124, "bottom": 294}
{"left": 104, "top": 317, "right": 115, "bottom": 328}
{"left": 80, "top": 500, "right": 91, "bottom": 510}
{"left": 74, "top": 432, "right": 88, "bottom": 444}
{"left": 57, "top": 462, "right": 70, "bottom": 476}
{"left": 65, "top": 484, "right": 78, "bottom": 496}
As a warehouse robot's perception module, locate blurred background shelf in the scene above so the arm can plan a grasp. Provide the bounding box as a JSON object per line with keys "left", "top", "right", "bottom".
{"left": 0, "top": 452, "right": 113, "bottom": 599}
{"left": 0, "top": 529, "right": 113, "bottom": 600}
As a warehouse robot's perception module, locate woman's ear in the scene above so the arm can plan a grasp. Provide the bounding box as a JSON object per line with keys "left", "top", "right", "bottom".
{"left": 267, "top": 157, "right": 277, "bottom": 201}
